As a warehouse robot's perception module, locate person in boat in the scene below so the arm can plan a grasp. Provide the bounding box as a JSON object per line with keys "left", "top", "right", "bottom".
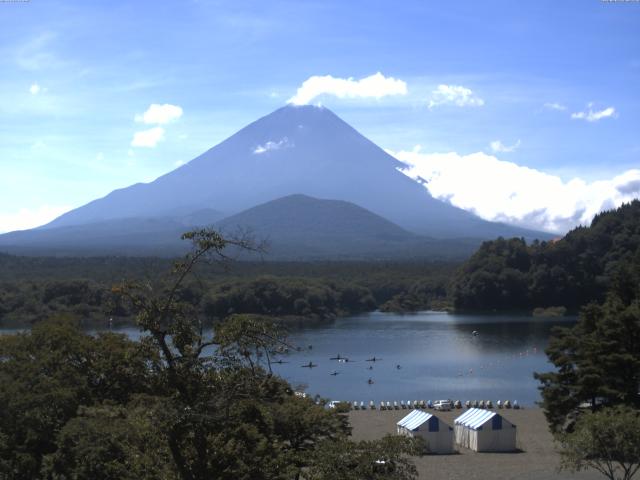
{"left": 301, "top": 361, "right": 317, "bottom": 368}
{"left": 367, "top": 378, "right": 374, "bottom": 384}
{"left": 368, "top": 365, "right": 373, "bottom": 370}
{"left": 330, "top": 354, "right": 343, "bottom": 360}
{"left": 396, "top": 364, "right": 401, "bottom": 369}
{"left": 330, "top": 370, "right": 339, "bottom": 376}
{"left": 366, "top": 356, "right": 381, "bottom": 362}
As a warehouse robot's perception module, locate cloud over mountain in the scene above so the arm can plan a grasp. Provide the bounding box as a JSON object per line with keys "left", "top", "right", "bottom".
{"left": 287, "top": 72, "right": 407, "bottom": 105}
{"left": 392, "top": 146, "right": 640, "bottom": 233}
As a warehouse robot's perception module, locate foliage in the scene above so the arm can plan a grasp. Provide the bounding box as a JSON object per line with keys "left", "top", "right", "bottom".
{"left": 41, "top": 401, "right": 176, "bottom": 480}
{"left": 535, "top": 248, "right": 640, "bottom": 432}
{"left": 0, "top": 315, "right": 157, "bottom": 479}
{"left": 451, "top": 200, "right": 640, "bottom": 312}
{"left": 307, "top": 435, "right": 424, "bottom": 480}
{"left": 0, "top": 229, "right": 424, "bottom": 479}
{"left": 557, "top": 406, "right": 640, "bottom": 480}
{"left": 0, "top": 256, "right": 458, "bottom": 327}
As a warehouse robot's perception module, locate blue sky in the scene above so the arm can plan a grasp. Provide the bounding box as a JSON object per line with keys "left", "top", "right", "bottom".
{"left": 1, "top": 0, "right": 639, "bottom": 233}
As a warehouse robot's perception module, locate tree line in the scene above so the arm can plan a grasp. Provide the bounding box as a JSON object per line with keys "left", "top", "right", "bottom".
{"left": 0, "top": 259, "right": 455, "bottom": 328}
{"left": 451, "top": 200, "right": 640, "bottom": 312}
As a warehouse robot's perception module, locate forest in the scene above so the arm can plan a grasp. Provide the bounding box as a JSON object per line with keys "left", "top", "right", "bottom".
{"left": 450, "top": 200, "right": 640, "bottom": 312}
{"left": 0, "top": 254, "right": 455, "bottom": 327}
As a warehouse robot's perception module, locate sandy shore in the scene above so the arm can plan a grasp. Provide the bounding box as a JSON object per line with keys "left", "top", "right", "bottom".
{"left": 348, "top": 408, "right": 606, "bottom": 480}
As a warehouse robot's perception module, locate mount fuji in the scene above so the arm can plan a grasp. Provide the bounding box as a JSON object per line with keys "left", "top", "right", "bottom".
{"left": 0, "top": 105, "right": 551, "bottom": 258}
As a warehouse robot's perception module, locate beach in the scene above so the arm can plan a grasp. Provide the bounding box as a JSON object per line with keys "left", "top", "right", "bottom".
{"left": 348, "top": 408, "right": 605, "bottom": 480}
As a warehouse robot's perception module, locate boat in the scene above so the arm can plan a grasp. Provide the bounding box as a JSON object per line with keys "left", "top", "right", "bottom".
{"left": 301, "top": 361, "right": 317, "bottom": 368}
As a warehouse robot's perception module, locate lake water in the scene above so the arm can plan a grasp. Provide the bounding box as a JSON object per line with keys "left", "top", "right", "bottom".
{"left": 2, "top": 311, "right": 575, "bottom": 406}
{"left": 267, "top": 311, "right": 574, "bottom": 407}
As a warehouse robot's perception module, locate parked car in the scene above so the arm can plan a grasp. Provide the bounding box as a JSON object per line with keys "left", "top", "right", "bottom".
{"left": 433, "top": 399, "right": 453, "bottom": 411}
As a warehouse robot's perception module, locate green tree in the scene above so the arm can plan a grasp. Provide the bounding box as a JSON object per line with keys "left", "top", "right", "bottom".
{"left": 535, "top": 295, "right": 640, "bottom": 432}
{"left": 42, "top": 401, "right": 177, "bottom": 480}
{"left": 0, "top": 315, "right": 155, "bottom": 479}
{"left": 557, "top": 406, "right": 640, "bottom": 480}
{"left": 307, "top": 435, "right": 424, "bottom": 480}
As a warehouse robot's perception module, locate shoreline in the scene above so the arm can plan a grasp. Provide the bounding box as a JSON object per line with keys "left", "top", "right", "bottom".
{"left": 348, "top": 408, "right": 602, "bottom": 480}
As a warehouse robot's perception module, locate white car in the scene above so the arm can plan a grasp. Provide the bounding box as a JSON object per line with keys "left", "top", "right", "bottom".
{"left": 433, "top": 400, "right": 453, "bottom": 411}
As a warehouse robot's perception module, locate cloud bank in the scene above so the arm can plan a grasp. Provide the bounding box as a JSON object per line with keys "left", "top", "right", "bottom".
{"left": 391, "top": 146, "right": 640, "bottom": 234}
{"left": 428, "top": 84, "right": 484, "bottom": 109}
{"left": 288, "top": 72, "right": 407, "bottom": 105}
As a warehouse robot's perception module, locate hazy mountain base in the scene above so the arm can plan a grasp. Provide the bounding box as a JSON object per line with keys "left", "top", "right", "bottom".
{"left": 0, "top": 195, "right": 485, "bottom": 260}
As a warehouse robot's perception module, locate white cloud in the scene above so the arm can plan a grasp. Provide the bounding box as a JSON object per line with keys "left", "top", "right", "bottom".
{"left": 571, "top": 104, "right": 616, "bottom": 122}
{"left": 131, "top": 127, "right": 165, "bottom": 148}
{"left": 428, "top": 84, "right": 484, "bottom": 109}
{"left": 490, "top": 139, "right": 521, "bottom": 153}
{"left": 390, "top": 146, "right": 640, "bottom": 234}
{"left": 287, "top": 72, "right": 407, "bottom": 105}
{"left": 135, "top": 103, "right": 183, "bottom": 124}
{"left": 29, "top": 83, "right": 41, "bottom": 95}
{"left": 543, "top": 102, "right": 566, "bottom": 111}
{"left": 0, "top": 205, "right": 72, "bottom": 234}
{"left": 253, "top": 137, "right": 293, "bottom": 154}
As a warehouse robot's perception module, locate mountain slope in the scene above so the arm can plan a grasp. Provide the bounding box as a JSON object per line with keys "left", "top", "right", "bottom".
{"left": 41, "top": 105, "right": 550, "bottom": 240}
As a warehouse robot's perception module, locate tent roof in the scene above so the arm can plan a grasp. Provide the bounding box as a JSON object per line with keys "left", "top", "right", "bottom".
{"left": 454, "top": 408, "right": 501, "bottom": 430}
{"left": 397, "top": 410, "right": 434, "bottom": 431}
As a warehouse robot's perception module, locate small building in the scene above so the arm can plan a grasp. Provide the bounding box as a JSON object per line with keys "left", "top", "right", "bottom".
{"left": 454, "top": 408, "right": 516, "bottom": 452}
{"left": 396, "top": 410, "right": 454, "bottom": 454}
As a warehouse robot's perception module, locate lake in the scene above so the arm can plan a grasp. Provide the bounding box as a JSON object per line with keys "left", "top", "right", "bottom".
{"left": 1, "top": 311, "right": 574, "bottom": 406}
{"left": 266, "top": 311, "right": 574, "bottom": 407}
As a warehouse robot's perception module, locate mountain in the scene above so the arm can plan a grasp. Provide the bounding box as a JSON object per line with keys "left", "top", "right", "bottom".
{"left": 0, "top": 195, "right": 480, "bottom": 259}
{"left": 39, "top": 105, "right": 548, "bottom": 240}
{"left": 0, "top": 105, "right": 552, "bottom": 257}
{"left": 215, "top": 194, "right": 478, "bottom": 260}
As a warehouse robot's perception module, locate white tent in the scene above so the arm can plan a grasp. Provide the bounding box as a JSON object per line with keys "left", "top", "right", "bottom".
{"left": 454, "top": 408, "right": 516, "bottom": 452}
{"left": 396, "top": 410, "right": 454, "bottom": 454}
